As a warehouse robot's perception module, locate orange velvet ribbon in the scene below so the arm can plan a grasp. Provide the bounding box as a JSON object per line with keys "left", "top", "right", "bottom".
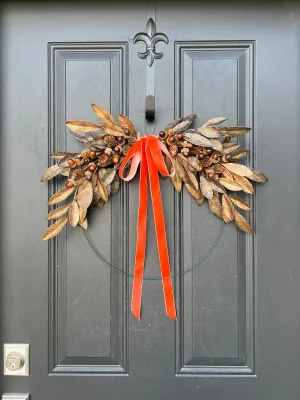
{"left": 119, "top": 135, "right": 177, "bottom": 320}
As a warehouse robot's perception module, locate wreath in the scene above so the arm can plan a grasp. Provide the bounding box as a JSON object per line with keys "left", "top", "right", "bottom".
{"left": 41, "top": 104, "right": 268, "bottom": 319}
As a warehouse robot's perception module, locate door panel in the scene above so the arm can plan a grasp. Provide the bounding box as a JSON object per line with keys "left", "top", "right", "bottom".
{"left": 1, "top": 1, "right": 300, "bottom": 399}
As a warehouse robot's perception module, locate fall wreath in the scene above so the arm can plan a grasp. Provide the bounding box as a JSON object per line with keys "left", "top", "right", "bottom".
{"left": 41, "top": 104, "right": 268, "bottom": 319}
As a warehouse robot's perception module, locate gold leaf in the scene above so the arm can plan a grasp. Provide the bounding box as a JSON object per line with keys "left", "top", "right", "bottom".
{"left": 199, "top": 175, "right": 213, "bottom": 200}
{"left": 220, "top": 167, "right": 233, "bottom": 179}
{"left": 177, "top": 153, "right": 197, "bottom": 171}
{"left": 210, "top": 179, "right": 225, "bottom": 193}
{"left": 91, "top": 104, "right": 119, "bottom": 129}
{"left": 210, "top": 138, "right": 223, "bottom": 151}
{"left": 249, "top": 168, "right": 268, "bottom": 183}
{"left": 183, "top": 132, "right": 213, "bottom": 147}
{"left": 79, "top": 218, "right": 88, "bottom": 230}
{"left": 97, "top": 199, "right": 106, "bottom": 209}
{"left": 230, "top": 149, "right": 249, "bottom": 160}
{"left": 165, "top": 117, "right": 182, "bottom": 130}
{"left": 175, "top": 157, "right": 188, "bottom": 181}
{"left": 60, "top": 168, "right": 71, "bottom": 177}
{"left": 224, "top": 163, "right": 253, "bottom": 178}
{"left": 219, "top": 126, "right": 251, "bottom": 137}
{"left": 173, "top": 120, "right": 192, "bottom": 133}
{"left": 219, "top": 178, "right": 242, "bottom": 191}
{"left": 231, "top": 173, "right": 254, "bottom": 194}
{"left": 197, "top": 126, "right": 220, "bottom": 138}
{"left": 79, "top": 208, "right": 87, "bottom": 223}
{"left": 228, "top": 196, "right": 252, "bottom": 211}
{"left": 185, "top": 182, "right": 201, "bottom": 200}
{"left": 69, "top": 200, "right": 80, "bottom": 227}
{"left": 111, "top": 174, "right": 120, "bottom": 196}
{"left": 46, "top": 204, "right": 70, "bottom": 220}
{"left": 187, "top": 171, "right": 198, "bottom": 190}
{"left": 171, "top": 171, "right": 182, "bottom": 192}
{"left": 221, "top": 143, "right": 240, "bottom": 155}
{"left": 222, "top": 195, "right": 233, "bottom": 223}
{"left": 208, "top": 194, "right": 222, "bottom": 218}
{"left": 77, "top": 180, "right": 93, "bottom": 209}
{"left": 102, "top": 169, "right": 116, "bottom": 187}
{"left": 196, "top": 190, "right": 206, "bottom": 205}
{"left": 203, "top": 117, "right": 228, "bottom": 126}
{"left": 66, "top": 120, "right": 103, "bottom": 133}
{"left": 118, "top": 114, "right": 137, "bottom": 136}
{"left": 104, "top": 126, "right": 124, "bottom": 136}
{"left": 233, "top": 208, "right": 253, "bottom": 233}
{"left": 50, "top": 152, "right": 78, "bottom": 160}
{"left": 97, "top": 177, "right": 109, "bottom": 202}
{"left": 41, "top": 164, "right": 63, "bottom": 182}
{"left": 41, "top": 217, "right": 68, "bottom": 241}
{"left": 48, "top": 186, "right": 75, "bottom": 205}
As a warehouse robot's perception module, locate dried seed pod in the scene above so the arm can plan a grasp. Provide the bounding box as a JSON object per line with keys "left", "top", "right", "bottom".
{"left": 105, "top": 147, "right": 113, "bottom": 156}
{"left": 73, "top": 169, "right": 85, "bottom": 179}
{"left": 122, "top": 144, "right": 131, "bottom": 155}
{"left": 98, "top": 153, "right": 109, "bottom": 165}
{"left": 167, "top": 129, "right": 174, "bottom": 137}
{"left": 104, "top": 135, "right": 117, "bottom": 148}
{"left": 181, "top": 148, "right": 190, "bottom": 157}
{"left": 81, "top": 149, "right": 90, "bottom": 161}
{"left": 169, "top": 144, "right": 178, "bottom": 157}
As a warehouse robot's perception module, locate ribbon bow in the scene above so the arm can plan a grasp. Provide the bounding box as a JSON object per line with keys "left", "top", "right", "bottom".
{"left": 119, "top": 135, "right": 177, "bottom": 320}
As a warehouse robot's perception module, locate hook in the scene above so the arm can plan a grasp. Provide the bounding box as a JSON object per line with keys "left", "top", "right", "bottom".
{"left": 145, "top": 95, "right": 155, "bottom": 121}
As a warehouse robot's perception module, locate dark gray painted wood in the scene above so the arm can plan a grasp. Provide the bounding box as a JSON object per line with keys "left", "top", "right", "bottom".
{"left": 1, "top": 1, "right": 300, "bottom": 399}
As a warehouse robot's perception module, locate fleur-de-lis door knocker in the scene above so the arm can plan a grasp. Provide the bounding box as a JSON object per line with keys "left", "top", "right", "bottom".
{"left": 133, "top": 18, "right": 169, "bottom": 67}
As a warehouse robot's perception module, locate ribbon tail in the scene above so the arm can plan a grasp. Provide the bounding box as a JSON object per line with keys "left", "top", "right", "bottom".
{"left": 131, "top": 139, "right": 148, "bottom": 320}
{"left": 146, "top": 141, "right": 177, "bottom": 320}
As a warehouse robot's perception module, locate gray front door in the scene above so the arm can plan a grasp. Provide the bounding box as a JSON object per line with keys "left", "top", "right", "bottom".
{"left": 1, "top": 1, "right": 300, "bottom": 399}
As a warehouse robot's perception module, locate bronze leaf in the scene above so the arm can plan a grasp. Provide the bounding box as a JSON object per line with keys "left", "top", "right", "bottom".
{"left": 79, "top": 218, "right": 88, "bottom": 230}
{"left": 97, "top": 177, "right": 109, "bottom": 203}
{"left": 230, "top": 149, "right": 249, "bottom": 160}
{"left": 104, "top": 126, "right": 124, "bottom": 136}
{"left": 183, "top": 132, "right": 213, "bottom": 147}
{"left": 110, "top": 174, "right": 120, "bottom": 196}
{"left": 228, "top": 196, "right": 252, "bottom": 211}
{"left": 102, "top": 169, "right": 116, "bottom": 187}
{"left": 203, "top": 117, "right": 227, "bottom": 126}
{"left": 219, "top": 126, "right": 251, "bottom": 137}
{"left": 118, "top": 114, "right": 137, "bottom": 136}
{"left": 48, "top": 186, "right": 75, "bottom": 205}
{"left": 69, "top": 200, "right": 80, "bottom": 227}
{"left": 210, "top": 138, "right": 223, "bottom": 152}
{"left": 45, "top": 204, "right": 70, "bottom": 220}
{"left": 41, "top": 164, "right": 63, "bottom": 182}
{"left": 177, "top": 153, "right": 197, "bottom": 171}
{"left": 185, "top": 182, "right": 201, "bottom": 200}
{"left": 41, "top": 216, "right": 68, "bottom": 241}
{"left": 187, "top": 171, "right": 199, "bottom": 190}
{"left": 77, "top": 180, "right": 93, "bottom": 210}
{"left": 175, "top": 157, "right": 188, "bottom": 181}
{"left": 218, "top": 178, "right": 243, "bottom": 192}
{"left": 249, "top": 168, "right": 268, "bottom": 183}
{"left": 66, "top": 120, "right": 103, "bottom": 133}
{"left": 173, "top": 119, "right": 192, "bottom": 133}
{"left": 171, "top": 171, "right": 182, "bottom": 192}
{"left": 224, "top": 163, "right": 253, "bottom": 178}
{"left": 231, "top": 173, "right": 254, "bottom": 194}
{"left": 91, "top": 104, "right": 119, "bottom": 129}
{"left": 208, "top": 194, "right": 222, "bottom": 219}
{"left": 199, "top": 175, "right": 213, "bottom": 200}
{"left": 197, "top": 126, "right": 220, "bottom": 138}
{"left": 221, "top": 195, "right": 233, "bottom": 223}
{"left": 233, "top": 208, "right": 253, "bottom": 233}
{"left": 221, "top": 143, "right": 240, "bottom": 155}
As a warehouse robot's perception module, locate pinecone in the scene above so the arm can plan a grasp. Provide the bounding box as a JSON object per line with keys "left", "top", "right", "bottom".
{"left": 127, "top": 136, "right": 137, "bottom": 146}
{"left": 104, "top": 135, "right": 117, "bottom": 148}
{"left": 73, "top": 169, "right": 85, "bottom": 179}
{"left": 98, "top": 153, "right": 109, "bottom": 165}
{"left": 122, "top": 144, "right": 131, "bottom": 155}
{"left": 169, "top": 144, "right": 178, "bottom": 157}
